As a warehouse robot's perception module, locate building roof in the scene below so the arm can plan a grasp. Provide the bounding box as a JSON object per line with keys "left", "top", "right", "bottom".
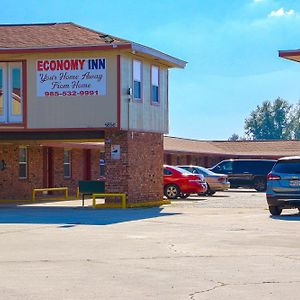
{"left": 0, "top": 22, "right": 186, "bottom": 68}
{"left": 279, "top": 49, "right": 300, "bottom": 63}
{"left": 0, "top": 23, "right": 128, "bottom": 48}
{"left": 164, "top": 136, "right": 300, "bottom": 158}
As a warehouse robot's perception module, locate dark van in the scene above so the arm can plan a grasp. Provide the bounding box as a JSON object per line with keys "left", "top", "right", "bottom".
{"left": 210, "top": 159, "right": 276, "bottom": 192}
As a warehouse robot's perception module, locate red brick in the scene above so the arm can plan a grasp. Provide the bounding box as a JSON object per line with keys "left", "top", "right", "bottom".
{"left": 105, "top": 131, "right": 163, "bottom": 204}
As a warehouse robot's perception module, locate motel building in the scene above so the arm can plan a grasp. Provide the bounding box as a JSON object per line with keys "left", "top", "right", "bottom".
{"left": 0, "top": 22, "right": 186, "bottom": 203}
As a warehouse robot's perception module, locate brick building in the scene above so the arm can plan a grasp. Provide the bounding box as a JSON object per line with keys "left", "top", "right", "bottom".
{"left": 163, "top": 136, "right": 300, "bottom": 167}
{"left": 0, "top": 23, "right": 186, "bottom": 201}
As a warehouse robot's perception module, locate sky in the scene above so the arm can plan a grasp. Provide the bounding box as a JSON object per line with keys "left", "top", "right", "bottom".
{"left": 3, "top": 0, "right": 300, "bottom": 140}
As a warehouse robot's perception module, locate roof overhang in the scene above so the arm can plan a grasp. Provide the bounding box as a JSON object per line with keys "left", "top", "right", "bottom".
{"left": 0, "top": 42, "right": 187, "bottom": 69}
{"left": 0, "top": 131, "right": 105, "bottom": 144}
{"left": 40, "top": 141, "right": 104, "bottom": 149}
{"left": 279, "top": 49, "right": 300, "bottom": 63}
{"left": 131, "top": 43, "right": 187, "bottom": 68}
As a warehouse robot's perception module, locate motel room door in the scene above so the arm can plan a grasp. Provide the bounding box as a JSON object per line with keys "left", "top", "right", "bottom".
{"left": 43, "top": 147, "right": 54, "bottom": 188}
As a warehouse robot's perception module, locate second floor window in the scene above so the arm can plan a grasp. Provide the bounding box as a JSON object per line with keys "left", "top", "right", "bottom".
{"left": 133, "top": 60, "right": 142, "bottom": 100}
{"left": 151, "top": 65, "right": 159, "bottom": 103}
{"left": 0, "top": 62, "right": 23, "bottom": 124}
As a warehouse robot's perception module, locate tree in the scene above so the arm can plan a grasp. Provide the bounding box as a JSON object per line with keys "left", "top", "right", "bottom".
{"left": 244, "top": 98, "right": 292, "bottom": 140}
{"left": 291, "top": 102, "right": 300, "bottom": 139}
{"left": 228, "top": 133, "right": 240, "bottom": 141}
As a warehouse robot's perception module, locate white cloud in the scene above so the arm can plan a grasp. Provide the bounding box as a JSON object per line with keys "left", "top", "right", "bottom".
{"left": 268, "top": 8, "right": 295, "bottom": 17}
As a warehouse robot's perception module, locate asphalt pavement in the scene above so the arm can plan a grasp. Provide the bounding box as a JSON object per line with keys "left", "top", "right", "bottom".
{"left": 0, "top": 190, "right": 299, "bottom": 300}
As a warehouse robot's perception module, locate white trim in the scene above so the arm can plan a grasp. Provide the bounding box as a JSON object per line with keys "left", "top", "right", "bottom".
{"left": 151, "top": 65, "right": 159, "bottom": 103}
{"left": 0, "top": 64, "right": 8, "bottom": 122}
{"left": 8, "top": 63, "right": 22, "bottom": 123}
{"left": 133, "top": 59, "right": 142, "bottom": 101}
{"left": 0, "top": 62, "right": 23, "bottom": 124}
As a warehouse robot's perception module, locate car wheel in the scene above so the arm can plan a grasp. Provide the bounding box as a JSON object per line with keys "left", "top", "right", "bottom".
{"left": 164, "top": 184, "right": 180, "bottom": 199}
{"left": 204, "top": 184, "right": 215, "bottom": 196}
{"left": 254, "top": 177, "right": 267, "bottom": 192}
{"left": 268, "top": 206, "right": 282, "bottom": 216}
{"left": 207, "top": 190, "right": 216, "bottom": 196}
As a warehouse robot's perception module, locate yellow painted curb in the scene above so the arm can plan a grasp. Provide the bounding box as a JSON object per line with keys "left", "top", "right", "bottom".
{"left": 94, "top": 203, "right": 124, "bottom": 209}
{"left": 127, "top": 200, "right": 171, "bottom": 208}
{"left": 0, "top": 196, "right": 76, "bottom": 203}
{"left": 93, "top": 200, "right": 170, "bottom": 209}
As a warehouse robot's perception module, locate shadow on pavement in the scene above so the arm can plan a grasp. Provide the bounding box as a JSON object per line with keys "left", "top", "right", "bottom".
{"left": 207, "top": 194, "right": 230, "bottom": 198}
{"left": 171, "top": 197, "right": 207, "bottom": 202}
{"left": 0, "top": 206, "right": 179, "bottom": 226}
{"left": 224, "top": 189, "right": 260, "bottom": 193}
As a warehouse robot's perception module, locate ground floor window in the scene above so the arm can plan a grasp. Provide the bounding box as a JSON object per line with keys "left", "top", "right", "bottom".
{"left": 64, "top": 150, "right": 71, "bottom": 178}
{"left": 19, "top": 147, "right": 27, "bottom": 179}
{"left": 0, "top": 62, "right": 23, "bottom": 124}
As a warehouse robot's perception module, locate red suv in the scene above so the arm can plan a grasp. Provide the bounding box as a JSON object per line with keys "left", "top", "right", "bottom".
{"left": 163, "top": 165, "right": 207, "bottom": 199}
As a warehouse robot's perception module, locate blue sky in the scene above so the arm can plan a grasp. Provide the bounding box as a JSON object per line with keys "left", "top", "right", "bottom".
{"left": 3, "top": 0, "right": 300, "bottom": 140}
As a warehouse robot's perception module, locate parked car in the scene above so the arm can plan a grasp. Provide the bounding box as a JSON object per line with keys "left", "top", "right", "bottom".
{"left": 266, "top": 156, "right": 300, "bottom": 216}
{"left": 178, "top": 165, "right": 230, "bottom": 195}
{"left": 163, "top": 165, "right": 207, "bottom": 199}
{"left": 210, "top": 159, "right": 276, "bottom": 192}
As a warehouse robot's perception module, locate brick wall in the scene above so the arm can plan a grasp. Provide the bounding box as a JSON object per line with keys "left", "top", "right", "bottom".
{"left": 0, "top": 145, "right": 43, "bottom": 199}
{"left": 105, "top": 131, "right": 164, "bottom": 204}
{"left": 0, "top": 145, "right": 101, "bottom": 200}
{"left": 51, "top": 148, "right": 101, "bottom": 195}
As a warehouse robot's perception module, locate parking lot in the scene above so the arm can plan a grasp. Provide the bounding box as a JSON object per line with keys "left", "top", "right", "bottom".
{"left": 0, "top": 190, "right": 300, "bottom": 300}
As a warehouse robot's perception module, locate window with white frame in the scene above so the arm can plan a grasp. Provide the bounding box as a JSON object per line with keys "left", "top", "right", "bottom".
{"left": 0, "top": 62, "right": 23, "bottom": 124}
{"left": 151, "top": 65, "right": 159, "bottom": 103}
{"left": 19, "top": 147, "right": 27, "bottom": 179}
{"left": 64, "top": 150, "right": 71, "bottom": 178}
{"left": 133, "top": 60, "right": 142, "bottom": 100}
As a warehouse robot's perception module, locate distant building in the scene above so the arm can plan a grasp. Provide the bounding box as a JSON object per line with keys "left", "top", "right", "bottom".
{"left": 163, "top": 136, "right": 300, "bottom": 167}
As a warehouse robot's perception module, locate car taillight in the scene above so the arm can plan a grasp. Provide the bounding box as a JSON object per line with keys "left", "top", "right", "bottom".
{"left": 188, "top": 174, "right": 203, "bottom": 182}
{"left": 218, "top": 177, "right": 226, "bottom": 182}
{"left": 267, "top": 173, "right": 281, "bottom": 181}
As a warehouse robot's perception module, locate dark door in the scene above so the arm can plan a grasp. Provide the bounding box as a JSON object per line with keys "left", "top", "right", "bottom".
{"left": 83, "top": 149, "right": 91, "bottom": 180}
{"left": 43, "top": 147, "right": 54, "bottom": 188}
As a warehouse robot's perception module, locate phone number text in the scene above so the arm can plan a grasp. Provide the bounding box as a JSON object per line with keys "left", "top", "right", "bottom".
{"left": 44, "top": 90, "right": 99, "bottom": 96}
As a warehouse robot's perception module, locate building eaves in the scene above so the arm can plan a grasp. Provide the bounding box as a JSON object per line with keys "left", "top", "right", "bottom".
{"left": 164, "top": 136, "right": 300, "bottom": 157}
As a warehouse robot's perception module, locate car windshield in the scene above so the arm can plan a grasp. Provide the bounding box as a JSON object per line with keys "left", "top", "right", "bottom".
{"left": 273, "top": 160, "right": 300, "bottom": 174}
{"left": 195, "top": 166, "right": 216, "bottom": 176}
{"left": 211, "top": 161, "right": 233, "bottom": 172}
